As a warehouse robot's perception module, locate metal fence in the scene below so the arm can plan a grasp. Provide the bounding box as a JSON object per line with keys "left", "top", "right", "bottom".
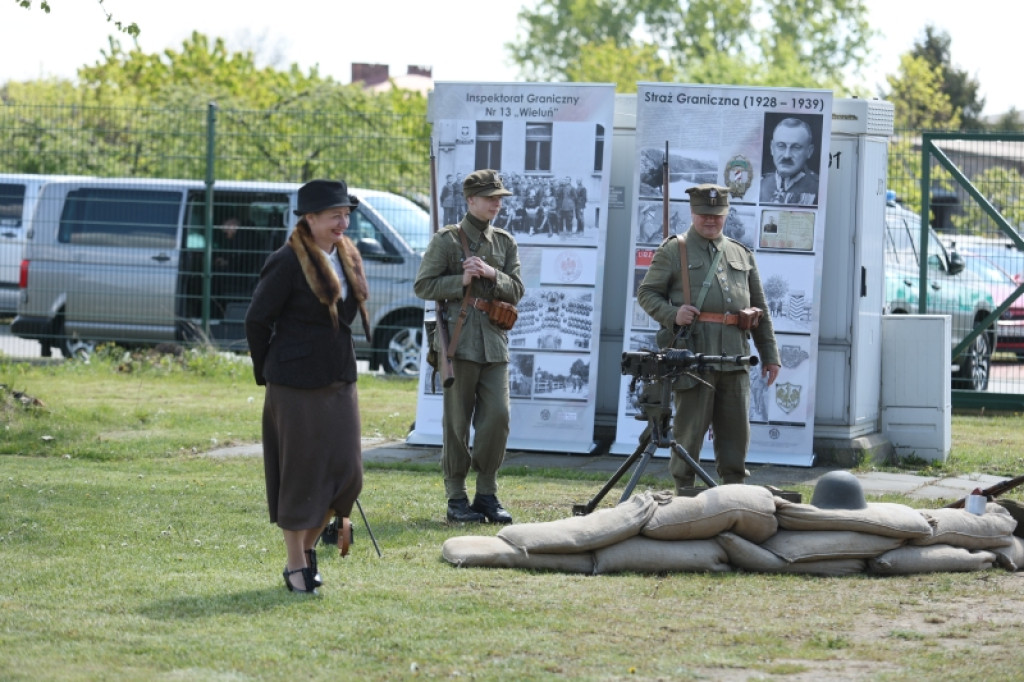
{"left": 0, "top": 103, "right": 432, "bottom": 373}
{"left": 3, "top": 105, "right": 1024, "bottom": 401}
{"left": 887, "top": 130, "right": 1024, "bottom": 407}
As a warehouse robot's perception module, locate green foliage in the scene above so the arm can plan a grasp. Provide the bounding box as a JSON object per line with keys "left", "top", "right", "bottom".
{"left": 886, "top": 54, "right": 961, "bottom": 131}
{"left": 12, "top": 0, "right": 139, "bottom": 36}
{"left": 951, "top": 165, "right": 1024, "bottom": 236}
{"left": 507, "top": 0, "right": 875, "bottom": 93}
{"left": 910, "top": 25, "right": 985, "bottom": 129}
{"left": 0, "top": 31, "right": 431, "bottom": 197}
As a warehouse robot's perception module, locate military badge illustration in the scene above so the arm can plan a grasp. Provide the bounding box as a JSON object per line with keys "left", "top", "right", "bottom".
{"left": 555, "top": 251, "right": 583, "bottom": 283}
{"left": 775, "top": 381, "right": 802, "bottom": 414}
{"left": 724, "top": 155, "right": 753, "bottom": 198}
{"left": 780, "top": 344, "right": 810, "bottom": 368}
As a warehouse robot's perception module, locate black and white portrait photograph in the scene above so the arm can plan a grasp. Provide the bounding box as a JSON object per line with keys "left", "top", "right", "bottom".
{"left": 758, "top": 113, "right": 824, "bottom": 207}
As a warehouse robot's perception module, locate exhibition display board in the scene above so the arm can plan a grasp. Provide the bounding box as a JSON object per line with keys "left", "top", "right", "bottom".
{"left": 611, "top": 84, "right": 834, "bottom": 466}
{"left": 408, "top": 82, "right": 616, "bottom": 453}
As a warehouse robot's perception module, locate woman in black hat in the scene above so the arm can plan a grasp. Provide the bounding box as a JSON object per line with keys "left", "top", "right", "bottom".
{"left": 245, "top": 179, "right": 372, "bottom": 594}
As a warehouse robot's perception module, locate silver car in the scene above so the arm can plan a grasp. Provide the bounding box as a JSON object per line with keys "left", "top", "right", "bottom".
{"left": 11, "top": 177, "right": 428, "bottom": 374}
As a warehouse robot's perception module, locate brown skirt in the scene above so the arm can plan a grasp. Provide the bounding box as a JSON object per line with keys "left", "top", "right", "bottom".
{"left": 262, "top": 381, "right": 363, "bottom": 530}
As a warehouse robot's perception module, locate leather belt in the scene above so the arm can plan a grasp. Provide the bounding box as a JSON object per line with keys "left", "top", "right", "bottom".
{"left": 464, "top": 296, "right": 493, "bottom": 314}
{"left": 697, "top": 312, "right": 739, "bottom": 326}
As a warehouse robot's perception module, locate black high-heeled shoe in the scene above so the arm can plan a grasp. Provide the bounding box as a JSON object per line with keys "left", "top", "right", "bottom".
{"left": 305, "top": 548, "right": 323, "bottom": 587}
{"left": 282, "top": 565, "right": 318, "bottom": 594}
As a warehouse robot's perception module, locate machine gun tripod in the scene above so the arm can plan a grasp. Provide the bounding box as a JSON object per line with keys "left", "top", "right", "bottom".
{"left": 572, "top": 349, "right": 757, "bottom": 516}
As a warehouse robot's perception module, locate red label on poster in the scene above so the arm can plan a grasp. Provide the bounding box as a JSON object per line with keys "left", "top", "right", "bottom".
{"left": 635, "top": 248, "right": 655, "bottom": 267}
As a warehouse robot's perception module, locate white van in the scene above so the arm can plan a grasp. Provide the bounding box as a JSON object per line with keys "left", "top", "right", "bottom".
{"left": 0, "top": 174, "right": 91, "bottom": 316}
{"left": 11, "top": 177, "right": 429, "bottom": 373}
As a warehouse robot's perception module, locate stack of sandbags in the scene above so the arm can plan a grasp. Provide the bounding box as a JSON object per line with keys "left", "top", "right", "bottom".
{"left": 440, "top": 486, "right": 1022, "bottom": 576}
{"left": 592, "top": 485, "right": 778, "bottom": 574}
{"left": 869, "top": 503, "right": 1017, "bottom": 574}
{"left": 441, "top": 490, "right": 665, "bottom": 574}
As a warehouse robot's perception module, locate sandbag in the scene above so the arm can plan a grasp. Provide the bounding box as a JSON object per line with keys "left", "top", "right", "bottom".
{"left": 991, "top": 536, "right": 1024, "bottom": 572}
{"left": 593, "top": 536, "right": 730, "bottom": 575}
{"left": 641, "top": 484, "right": 777, "bottom": 543}
{"left": 760, "top": 530, "right": 904, "bottom": 563}
{"left": 995, "top": 498, "right": 1024, "bottom": 538}
{"left": 775, "top": 499, "right": 933, "bottom": 539}
{"left": 868, "top": 544, "right": 997, "bottom": 575}
{"left": 441, "top": 535, "right": 594, "bottom": 573}
{"left": 914, "top": 504, "right": 1016, "bottom": 550}
{"left": 498, "top": 491, "right": 662, "bottom": 554}
{"left": 715, "top": 532, "right": 866, "bottom": 576}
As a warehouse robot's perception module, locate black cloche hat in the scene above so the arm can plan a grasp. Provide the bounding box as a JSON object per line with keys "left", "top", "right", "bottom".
{"left": 294, "top": 179, "right": 359, "bottom": 216}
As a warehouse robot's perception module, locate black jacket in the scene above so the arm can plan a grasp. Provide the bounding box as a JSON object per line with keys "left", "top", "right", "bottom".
{"left": 245, "top": 245, "right": 359, "bottom": 388}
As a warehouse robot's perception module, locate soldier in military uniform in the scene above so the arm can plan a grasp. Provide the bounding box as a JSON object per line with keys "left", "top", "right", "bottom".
{"left": 637, "top": 184, "right": 781, "bottom": 493}
{"left": 414, "top": 170, "right": 525, "bottom": 523}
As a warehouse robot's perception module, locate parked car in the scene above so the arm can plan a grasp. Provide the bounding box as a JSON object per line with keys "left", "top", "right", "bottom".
{"left": 11, "top": 177, "right": 429, "bottom": 375}
{"left": 947, "top": 233, "right": 1024, "bottom": 284}
{"left": 0, "top": 174, "right": 91, "bottom": 316}
{"left": 883, "top": 201, "right": 997, "bottom": 391}
{"left": 956, "top": 248, "right": 1024, "bottom": 361}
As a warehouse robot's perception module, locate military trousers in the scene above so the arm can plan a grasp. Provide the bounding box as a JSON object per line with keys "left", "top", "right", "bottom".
{"left": 670, "top": 369, "right": 751, "bottom": 492}
{"left": 441, "top": 358, "right": 510, "bottom": 500}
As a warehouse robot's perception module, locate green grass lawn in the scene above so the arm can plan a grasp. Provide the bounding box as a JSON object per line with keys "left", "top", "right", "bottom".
{"left": 2, "top": 349, "right": 1024, "bottom": 680}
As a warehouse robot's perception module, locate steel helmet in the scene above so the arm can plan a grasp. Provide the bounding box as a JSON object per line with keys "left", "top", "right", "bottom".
{"left": 810, "top": 471, "right": 867, "bottom": 510}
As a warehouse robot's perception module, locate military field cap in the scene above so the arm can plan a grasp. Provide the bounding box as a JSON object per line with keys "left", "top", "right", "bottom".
{"left": 294, "top": 179, "right": 359, "bottom": 216}
{"left": 463, "top": 169, "right": 513, "bottom": 198}
{"left": 685, "top": 183, "right": 731, "bottom": 216}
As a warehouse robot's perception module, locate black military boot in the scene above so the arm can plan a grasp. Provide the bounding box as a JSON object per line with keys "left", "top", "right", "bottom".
{"left": 447, "top": 498, "right": 486, "bottom": 523}
{"left": 470, "top": 493, "right": 513, "bottom": 524}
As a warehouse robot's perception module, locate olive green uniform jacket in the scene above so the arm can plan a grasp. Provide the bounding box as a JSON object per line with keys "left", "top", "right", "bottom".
{"left": 637, "top": 229, "right": 780, "bottom": 381}
{"left": 413, "top": 215, "right": 524, "bottom": 363}
{"left": 413, "top": 213, "right": 524, "bottom": 500}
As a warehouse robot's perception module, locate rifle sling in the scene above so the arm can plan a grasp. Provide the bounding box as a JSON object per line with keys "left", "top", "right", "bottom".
{"left": 444, "top": 228, "right": 477, "bottom": 359}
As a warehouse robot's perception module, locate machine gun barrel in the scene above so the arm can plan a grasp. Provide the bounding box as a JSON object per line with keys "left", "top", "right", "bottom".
{"left": 621, "top": 349, "right": 758, "bottom": 378}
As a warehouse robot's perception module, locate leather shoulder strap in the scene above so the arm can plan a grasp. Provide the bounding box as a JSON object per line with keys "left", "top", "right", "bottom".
{"left": 677, "top": 235, "right": 692, "bottom": 306}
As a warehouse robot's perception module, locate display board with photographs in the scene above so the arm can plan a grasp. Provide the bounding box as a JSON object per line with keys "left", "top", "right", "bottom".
{"left": 612, "top": 84, "right": 833, "bottom": 466}
{"left": 409, "top": 82, "right": 616, "bottom": 453}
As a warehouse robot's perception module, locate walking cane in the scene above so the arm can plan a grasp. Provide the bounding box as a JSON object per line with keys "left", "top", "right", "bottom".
{"left": 355, "top": 499, "right": 382, "bottom": 558}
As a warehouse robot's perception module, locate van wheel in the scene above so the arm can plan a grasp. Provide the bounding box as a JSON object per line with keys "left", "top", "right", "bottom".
{"left": 954, "top": 330, "right": 991, "bottom": 391}
{"left": 379, "top": 320, "right": 422, "bottom": 377}
{"left": 60, "top": 335, "right": 96, "bottom": 362}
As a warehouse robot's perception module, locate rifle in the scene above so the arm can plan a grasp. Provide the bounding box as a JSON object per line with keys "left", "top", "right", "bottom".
{"left": 661, "top": 140, "right": 670, "bottom": 241}
{"left": 429, "top": 151, "right": 455, "bottom": 389}
{"left": 944, "top": 473, "right": 1024, "bottom": 508}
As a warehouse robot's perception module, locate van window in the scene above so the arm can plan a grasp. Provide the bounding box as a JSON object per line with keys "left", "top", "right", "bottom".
{"left": 362, "top": 193, "right": 430, "bottom": 252}
{"left": 347, "top": 207, "right": 389, "bottom": 251}
{"left": 0, "top": 183, "right": 26, "bottom": 227}
{"left": 59, "top": 188, "right": 181, "bottom": 248}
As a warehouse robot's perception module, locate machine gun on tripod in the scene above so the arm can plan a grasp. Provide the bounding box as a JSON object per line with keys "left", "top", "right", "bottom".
{"left": 572, "top": 348, "right": 757, "bottom": 516}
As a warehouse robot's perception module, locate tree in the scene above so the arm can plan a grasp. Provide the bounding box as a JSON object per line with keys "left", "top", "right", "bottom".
{"left": 1, "top": 32, "right": 431, "bottom": 197}
{"left": 885, "top": 54, "right": 961, "bottom": 132}
{"left": 909, "top": 25, "right": 985, "bottom": 130}
{"left": 12, "top": 0, "right": 139, "bottom": 37}
{"left": 506, "top": 0, "right": 875, "bottom": 93}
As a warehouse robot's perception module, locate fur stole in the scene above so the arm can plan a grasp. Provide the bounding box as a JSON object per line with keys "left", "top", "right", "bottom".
{"left": 287, "top": 224, "right": 371, "bottom": 341}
